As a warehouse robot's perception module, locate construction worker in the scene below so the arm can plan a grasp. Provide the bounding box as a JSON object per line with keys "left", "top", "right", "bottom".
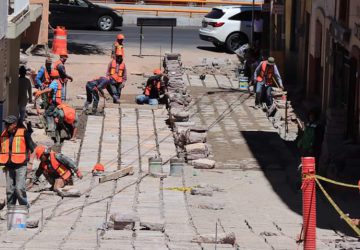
{"left": 0, "top": 115, "right": 36, "bottom": 207}
{"left": 111, "top": 34, "right": 125, "bottom": 59}
{"left": 53, "top": 103, "right": 78, "bottom": 143}
{"left": 31, "top": 145, "right": 83, "bottom": 197}
{"left": 253, "top": 57, "right": 283, "bottom": 108}
{"left": 53, "top": 53, "right": 73, "bottom": 100}
{"left": 35, "top": 57, "right": 52, "bottom": 90}
{"left": 83, "top": 76, "right": 112, "bottom": 114}
{"left": 34, "top": 70, "right": 62, "bottom": 137}
{"left": 136, "top": 69, "right": 166, "bottom": 105}
{"left": 106, "top": 55, "right": 127, "bottom": 103}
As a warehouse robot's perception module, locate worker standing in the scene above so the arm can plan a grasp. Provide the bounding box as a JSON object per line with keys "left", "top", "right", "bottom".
{"left": 83, "top": 76, "right": 112, "bottom": 114}
{"left": 18, "top": 66, "right": 32, "bottom": 123}
{"left": 53, "top": 53, "right": 73, "bottom": 100}
{"left": 34, "top": 70, "right": 62, "bottom": 137}
{"left": 106, "top": 55, "right": 127, "bottom": 104}
{"left": 35, "top": 57, "right": 53, "bottom": 90}
{"left": 30, "top": 145, "right": 83, "bottom": 197}
{"left": 136, "top": 69, "right": 166, "bottom": 105}
{"left": 53, "top": 103, "right": 78, "bottom": 143}
{"left": 0, "top": 115, "right": 36, "bottom": 208}
{"left": 253, "top": 57, "right": 283, "bottom": 108}
{"left": 111, "top": 34, "right": 125, "bottom": 59}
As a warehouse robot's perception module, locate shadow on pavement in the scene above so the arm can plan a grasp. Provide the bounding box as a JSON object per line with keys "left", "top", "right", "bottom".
{"left": 241, "top": 130, "right": 359, "bottom": 238}
{"left": 196, "top": 46, "right": 228, "bottom": 53}
{"left": 67, "top": 42, "right": 106, "bottom": 55}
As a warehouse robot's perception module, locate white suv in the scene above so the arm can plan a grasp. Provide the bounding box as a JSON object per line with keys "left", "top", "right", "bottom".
{"left": 199, "top": 6, "right": 262, "bottom": 52}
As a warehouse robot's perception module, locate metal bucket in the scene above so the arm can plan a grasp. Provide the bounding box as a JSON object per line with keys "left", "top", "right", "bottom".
{"left": 169, "top": 158, "right": 184, "bottom": 177}
{"left": 149, "top": 157, "right": 162, "bottom": 174}
{"left": 7, "top": 205, "right": 27, "bottom": 230}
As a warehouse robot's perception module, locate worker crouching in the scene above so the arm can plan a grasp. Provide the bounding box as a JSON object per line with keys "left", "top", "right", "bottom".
{"left": 136, "top": 69, "right": 167, "bottom": 105}
{"left": 30, "top": 145, "right": 83, "bottom": 197}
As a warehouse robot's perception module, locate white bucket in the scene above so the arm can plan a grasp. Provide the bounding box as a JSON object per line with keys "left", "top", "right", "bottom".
{"left": 7, "top": 205, "right": 27, "bottom": 230}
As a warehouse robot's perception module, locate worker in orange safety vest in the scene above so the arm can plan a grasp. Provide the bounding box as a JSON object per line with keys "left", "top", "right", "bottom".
{"left": 253, "top": 57, "right": 283, "bottom": 108}
{"left": 34, "top": 70, "right": 63, "bottom": 137}
{"left": 135, "top": 69, "right": 167, "bottom": 105}
{"left": 53, "top": 53, "right": 73, "bottom": 101}
{"left": 29, "top": 145, "right": 83, "bottom": 197}
{"left": 111, "top": 33, "right": 125, "bottom": 59}
{"left": 106, "top": 55, "right": 127, "bottom": 103}
{"left": 53, "top": 103, "right": 78, "bottom": 143}
{"left": 0, "top": 115, "right": 36, "bottom": 207}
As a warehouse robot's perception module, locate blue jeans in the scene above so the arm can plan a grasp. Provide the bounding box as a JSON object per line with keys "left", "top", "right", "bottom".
{"left": 5, "top": 165, "right": 28, "bottom": 206}
{"left": 136, "top": 95, "right": 158, "bottom": 105}
{"left": 255, "top": 81, "right": 273, "bottom": 107}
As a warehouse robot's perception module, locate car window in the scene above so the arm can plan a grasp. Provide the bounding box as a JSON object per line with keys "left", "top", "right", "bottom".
{"left": 205, "top": 9, "right": 224, "bottom": 19}
{"left": 75, "top": 0, "right": 88, "bottom": 7}
{"left": 229, "top": 11, "right": 261, "bottom": 21}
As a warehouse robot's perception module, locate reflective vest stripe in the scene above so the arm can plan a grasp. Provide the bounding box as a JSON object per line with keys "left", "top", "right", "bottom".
{"left": 49, "top": 152, "right": 71, "bottom": 180}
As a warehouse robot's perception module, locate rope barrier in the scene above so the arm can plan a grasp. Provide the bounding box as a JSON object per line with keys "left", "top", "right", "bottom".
{"left": 315, "top": 175, "right": 360, "bottom": 190}
{"left": 314, "top": 178, "right": 360, "bottom": 237}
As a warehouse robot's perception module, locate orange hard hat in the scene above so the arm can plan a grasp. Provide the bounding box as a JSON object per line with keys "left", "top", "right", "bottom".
{"left": 153, "top": 69, "right": 162, "bottom": 75}
{"left": 117, "top": 34, "right": 125, "bottom": 40}
{"left": 50, "top": 70, "right": 60, "bottom": 78}
{"left": 35, "top": 145, "right": 46, "bottom": 159}
{"left": 92, "top": 163, "right": 105, "bottom": 172}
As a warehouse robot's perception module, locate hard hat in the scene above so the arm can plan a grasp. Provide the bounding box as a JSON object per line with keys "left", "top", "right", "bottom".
{"left": 92, "top": 163, "right": 105, "bottom": 172}
{"left": 35, "top": 145, "right": 46, "bottom": 159}
{"left": 50, "top": 70, "right": 60, "bottom": 78}
{"left": 117, "top": 34, "right": 125, "bottom": 40}
{"left": 153, "top": 69, "right": 162, "bottom": 75}
{"left": 267, "top": 57, "right": 275, "bottom": 65}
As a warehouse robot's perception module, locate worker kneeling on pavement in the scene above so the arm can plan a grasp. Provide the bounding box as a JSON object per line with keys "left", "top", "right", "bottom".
{"left": 83, "top": 76, "right": 112, "bottom": 114}
{"left": 253, "top": 57, "right": 283, "bottom": 108}
{"left": 31, "top": 145, "right": 83, "bottom": 197}
{"left": 107, "top": 54, "right": 127, "bottom": 103}
{"left": 34, "top": 70, "right": 62, "bottom": 137}
{"left": 53, "top": 103, "right": 78, "bottom": 143}
{"left": 136, "top": 69, "right": 167, "bottom": 105}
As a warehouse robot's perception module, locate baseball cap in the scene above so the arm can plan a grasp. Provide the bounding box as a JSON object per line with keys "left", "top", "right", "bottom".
{"left": 3, "top": 115, "right": 18, "bottom": 125}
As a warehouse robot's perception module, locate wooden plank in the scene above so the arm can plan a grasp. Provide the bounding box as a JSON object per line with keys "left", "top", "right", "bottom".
{"left": 99, "top": 166, "right": 134, "bottom": 183}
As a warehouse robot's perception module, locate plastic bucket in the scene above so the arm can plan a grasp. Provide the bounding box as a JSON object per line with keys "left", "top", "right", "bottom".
{"left": 169, "top": 158, "right": 184, "bottom": 177}
{"left": 7, "top": 205, "right": 27, "bottom": 230}
{"left": 149, "top": 157, "right": 162, "bottom": 174}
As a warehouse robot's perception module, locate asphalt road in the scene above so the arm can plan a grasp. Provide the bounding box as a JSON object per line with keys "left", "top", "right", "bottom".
{"left": 65, "top": 25, "right": 210, "bottom": 51}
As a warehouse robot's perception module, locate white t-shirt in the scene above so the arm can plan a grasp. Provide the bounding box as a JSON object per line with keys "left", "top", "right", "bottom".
{"left": 254, "top": 19, "right": 263, "bottom": 33}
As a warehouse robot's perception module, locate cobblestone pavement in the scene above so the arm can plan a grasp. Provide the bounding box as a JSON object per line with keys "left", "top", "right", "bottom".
{"left": 0, "top": 60, "right": 358, "bottom": 249}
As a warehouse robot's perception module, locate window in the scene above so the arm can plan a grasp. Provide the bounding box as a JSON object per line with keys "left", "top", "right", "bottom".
{"left": 229, "top": 11, "right": 261, "bottom": 22}
{"left": 75, "top": 0, "right": 88, "bottom": 7}
{"left": 205, "top": 9, "right": 224, "bottom": 19}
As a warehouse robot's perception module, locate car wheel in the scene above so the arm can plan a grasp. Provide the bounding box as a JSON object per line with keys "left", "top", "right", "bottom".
{"left": 98, "top": 15, "right": 114, "bottom": 31}
{"left": 225, "top": 33, "right": 248, "bottom": 53}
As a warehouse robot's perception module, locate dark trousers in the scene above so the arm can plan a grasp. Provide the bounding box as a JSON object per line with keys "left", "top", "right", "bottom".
{"left": 45, "top": 104, "right": 56, "bottom": 132}
{"left": 108, "top": 82, "right": 123, "bottom": 101}
{"left": 255, "top": 82, "right": 273, "bottom": 107}
{"left": 86, "top": 84, "right": 99, "bottom": 110}
{"left": 5, "top": 165, "right": 28, "bottom": 206}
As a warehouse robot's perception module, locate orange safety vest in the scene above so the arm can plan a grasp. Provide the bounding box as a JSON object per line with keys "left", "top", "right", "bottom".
{"left": 114, "top": 42, "right": 125, "bottom": 57}
{"left": 52, "top": 60, "right": 63, "bottom": 74}
{"left": 40, "top": 151, "right": 72, "bottom": 180}
{"left": 44, "top": 67, "right": 51, "bottom": 86}
{"left": 109, "top": 60, "right": 125, "bottom": 83}
{"left": 57, "top": 103, "right": 76, "bottom": 125}
{"left": 0, "top": 128, "right": 28, "bottom": 165}
{"left": 144, "top": 80, "right": 161, "bottom": 96}
{"left": 48, "top": 79, "right": 62, "bottom": 106}
{"left": 256, "top": 61, "right": 274, "bottom": 85}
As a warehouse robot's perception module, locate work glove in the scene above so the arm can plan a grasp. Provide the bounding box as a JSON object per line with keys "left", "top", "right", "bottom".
{"left": 76, "top": 170, "right": 83, "bottom": 179}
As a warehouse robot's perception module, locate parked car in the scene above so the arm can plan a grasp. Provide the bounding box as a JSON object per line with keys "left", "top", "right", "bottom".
{"left": 199, "top": 5, "right": 262, "bottom": 52}
{"left": 49, "top": 0, "right": 123, "bottom": 31}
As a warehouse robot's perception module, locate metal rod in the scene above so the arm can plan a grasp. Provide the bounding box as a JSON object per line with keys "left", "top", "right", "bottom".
{"left": 171, "top": 26, "right": 174, "bottom": 53}
{"left": 215, "top": 221, "right": 218, "bottom": 250}
{"left": 139, "top": 25, "right": 143, "bottom": 57}
{"left": 160, "top": 45, "right": 162, "bottom": 70}
{"left": 41, "top": 208, "right": 44, "bottom": 232}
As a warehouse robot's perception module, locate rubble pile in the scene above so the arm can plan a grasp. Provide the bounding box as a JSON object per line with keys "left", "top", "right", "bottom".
{"left": 163, "top": 53, "right": 213, "bottom": 167}
{"left": 186, "top": 57, "right": 236, "bottom": 78}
